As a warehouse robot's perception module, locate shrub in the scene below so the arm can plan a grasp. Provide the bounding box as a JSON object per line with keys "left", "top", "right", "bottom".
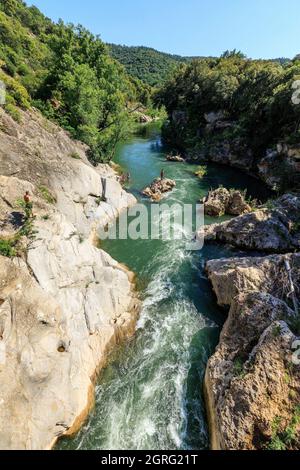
{"left": 233, "top": 356, "right": 246, "bottom": 378}
{"left": 0, "top": 238, "right": 16, "bottom": 257}
{"left": 4, "top": 102, "right": 21, "bottom": 122}
{"left": 38, "top": 186, "right": 57, "bottom": 204}
{"left": 70, "top": 151, "right": 81, "bottom": 160}
{"left": 0, "top": 70, "right": 30, "bottom": 108}
{"left": 267, "top": 408, "right": 300, "bottom": 450}
{"left": 195, "top": 165, "right": 207, "bottom": 178}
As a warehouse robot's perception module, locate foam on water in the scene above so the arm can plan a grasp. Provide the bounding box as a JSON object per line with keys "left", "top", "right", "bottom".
{"left": 58, "top": 125, "right": 265, "bottom": 451}
{"left": 59, "top": 236, "right": 212, "bottom": 450}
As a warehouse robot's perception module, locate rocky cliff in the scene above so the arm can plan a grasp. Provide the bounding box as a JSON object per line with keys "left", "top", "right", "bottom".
{"left": 203, "top": 200, "right": 300, "bottom": 449}
{"left": 203, "top": 194, "right": 300, "bottom": 253}
{"left": 0, "top": 109, "right": 139, "bottom": 449}
{"left": 185, "top": 111, "right": 300, "bottom": 191}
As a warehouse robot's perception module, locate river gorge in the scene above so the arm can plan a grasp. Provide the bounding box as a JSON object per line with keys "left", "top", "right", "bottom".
{"left": 58, "top": 124, "right": 270, "bottom": 450}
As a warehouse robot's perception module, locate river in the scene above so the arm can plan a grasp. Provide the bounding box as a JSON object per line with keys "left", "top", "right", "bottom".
{"left": 58, "top": 124, "right": 270, "bottom": 451}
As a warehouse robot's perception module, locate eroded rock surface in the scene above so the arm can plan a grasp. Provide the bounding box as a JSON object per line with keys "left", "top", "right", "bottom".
{"left": 204, "top": 187, "right": 251, "bottom": 217}
{"left": 142, "top": 178, "right": 176, "bottom": 201}
{"left": 258, "top": 144, "right": 300, "bottom": 191}
{"left": 0, "top": 109, "right": 139, "bottom": 450}
{"left": 166, "top": 154, "right": 184, "bottom": 162}
{"left": 203, "top": 194, "right": 300, "bottom": 252}
{"left": 205, "top": 253, "right": 300, "bottom": 450}
{"left": 0, "top": 108, "right": 136, "bottom": 237}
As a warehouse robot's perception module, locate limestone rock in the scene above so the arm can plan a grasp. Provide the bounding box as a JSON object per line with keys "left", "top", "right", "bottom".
{"left": 206, "top": 253, "right": 300, "bottom": 308}
{"left": 204, "top": 187, "right": 230, "bottom": 217}
{"left": 0, "top": 108, "right": 136, "bottom": 237}
{"left": 204, "top": 187, "right": 251, "bottom": 217}
{"left": 138, "top": 113, "right": 153, "bottom": 124}
{"left": 227, "top": 190, "right": 252, "bottom": 216}
{"left": 205, "top": 292, "right": 300, "bottom": 450}
{"left": 204, "top": 254, "right": 300, "bottom": 450}
{"left": 202, "top": 194, "right": 300, "bottom": 252}
{"left": 258, "top": 144, "right": 300, "bottom": 190}
{"left": 0, "top": 108, "right": 140, "bottom": 450}
{"left": 204, "top": 111, "right": 226, "bottom": 124}
{"left": 207, "top": 140, "right": 254, "bottom": 171}
{"left": 166, "top": 154, "right": 185, "bottom": 162}
{"left": 142, "top": 178, "right": 176, "bottom": 201}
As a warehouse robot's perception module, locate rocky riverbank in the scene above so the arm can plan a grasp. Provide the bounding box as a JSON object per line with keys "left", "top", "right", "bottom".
{"left": 142, "top": 177, "right": 176, "bottom": 201}
{"left": 203, "top": 187, "right": 252, "bottom": 217}
{"left": 202, "top": 194, "right": 300, "bottom": 450}
{"left": 170, "top": 110, "right": 300, "bottom": 192}
{"left": 203, "top": 193, "right": 300, "bottom": 252}
{"left": 0, "top": 108, "right": 139, "bottom": 450}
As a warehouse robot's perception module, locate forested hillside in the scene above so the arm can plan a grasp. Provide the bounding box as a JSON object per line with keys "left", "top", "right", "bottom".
{"left": 108, "top": 44, "right": 290, "bottom": 88}
{"left": 155, "top": 51, "right": 300, "bottom": 189}
{"left": 108, "top": 44, "right": 196, "bottom": 87}
{"left": 0, "top": 0, "right": 151, "bottom": 163}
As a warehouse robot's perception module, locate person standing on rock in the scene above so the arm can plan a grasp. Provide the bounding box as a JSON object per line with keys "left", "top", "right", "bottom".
{"left": 160, "top": 169, "right": 165, "bottom": 181}
{"left": 101, "top": 177, "right": 107, "bottom": 202}
{"left": 24, "top": 191, "right": 33, "bottom": 219}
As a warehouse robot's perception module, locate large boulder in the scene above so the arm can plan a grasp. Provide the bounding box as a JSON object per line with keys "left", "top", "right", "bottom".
{"left": 204, "top": 187, "right": 230, "bottom": 217}
{"left": 202, "top": 194, "right": 300, "bottom": 252}
{"left": 142, "top": 178, "right": 176, "bottom": 201}
{"left": 166, "top": 154, "right": 185, "bottom": 163}
{"left": 227, "top": 190, "right": 252, "bottom": 216}
{"left": 206, "top": 253, "right": 300, "bottom": 307}
{"left": 205, "top": 254, "right": 300, "bottom": 450}
{"left": 204, "top": 187, "right": 251, "bottom": 217}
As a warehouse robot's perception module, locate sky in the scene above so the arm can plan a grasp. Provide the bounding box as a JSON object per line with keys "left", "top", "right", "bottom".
{"left": 27, "top": 0, "right": 300, "bottom": 59}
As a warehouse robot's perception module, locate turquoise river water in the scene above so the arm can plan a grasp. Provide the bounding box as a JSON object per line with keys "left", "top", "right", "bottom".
{"left": 58, "top": 125, "right": 270, "bottom": 451}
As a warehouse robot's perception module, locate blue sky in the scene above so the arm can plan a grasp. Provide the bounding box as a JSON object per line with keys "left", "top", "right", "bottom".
{"left": 27, "top": 0, "right": 299, "bottom": 59}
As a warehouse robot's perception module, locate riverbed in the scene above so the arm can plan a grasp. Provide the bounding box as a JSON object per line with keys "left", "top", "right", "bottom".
{"left": 58, "top": 124, "right": 270, "bottom": 450}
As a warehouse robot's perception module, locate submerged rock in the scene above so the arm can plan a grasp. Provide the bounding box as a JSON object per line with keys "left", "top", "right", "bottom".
{"left": 142, "top": 178, "right": 176, "bottom": 201}
{"left": 204, "top": 187, "right": 251, "bottom": 217}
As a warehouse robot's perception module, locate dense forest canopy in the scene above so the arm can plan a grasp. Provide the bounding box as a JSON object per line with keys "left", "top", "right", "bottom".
{"left": 155, "top": 52, "right": 300, "bottom": 161}
{"left": 108, "top": 44, "right": 210, "bottom": 87}
{"left": 0, "top": 0, "right": 152, "bottom": 163}
{"left": 108, "top": 44, "right": 186, "bottom": 87}
{"left": 108, "top": 44, "right": 290, "bottom": 88}
{"left": 0, "top": 0, "right": 297, "bottom": 168}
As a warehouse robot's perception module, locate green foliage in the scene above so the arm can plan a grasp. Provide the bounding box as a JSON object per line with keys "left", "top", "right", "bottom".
{"left": 38, "top": 186, "right": 56, "bottom": 204}
{"left": 195, "top": 165, "right": 207, "bottom": 178}
{"left": 156, "top": 53, "right": 300, "bottom": 177}
{"left": 4, "top": 102, "right": 21, "bottom": 122}
{"left": 0, "top": 0, "right": 152, "bottom": 163}
{"left": 0, "top": 237, "right": 16, "bottom": 257}
{"left": 233, "top": 356, "right": 246, "bottom": 378}
{"left": 267, "top": 407, "right": 300, "bottom": 450}
{"left": 0, "top": 69, "right": 30, "bottom": 108}
{"left": 272, "top": 324, "right": 282, "bottom": 337}
{"left": 108, "top": 44, "right": 194, "bottom": 87}
{"left": 267, "top": 435, "right": 287, "bottom": 451}
{"left": 70, "top": 151, "right": 81, "bottom": 160}
{"left": 0, "top": 207, "right": 35, "bottom": 258}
